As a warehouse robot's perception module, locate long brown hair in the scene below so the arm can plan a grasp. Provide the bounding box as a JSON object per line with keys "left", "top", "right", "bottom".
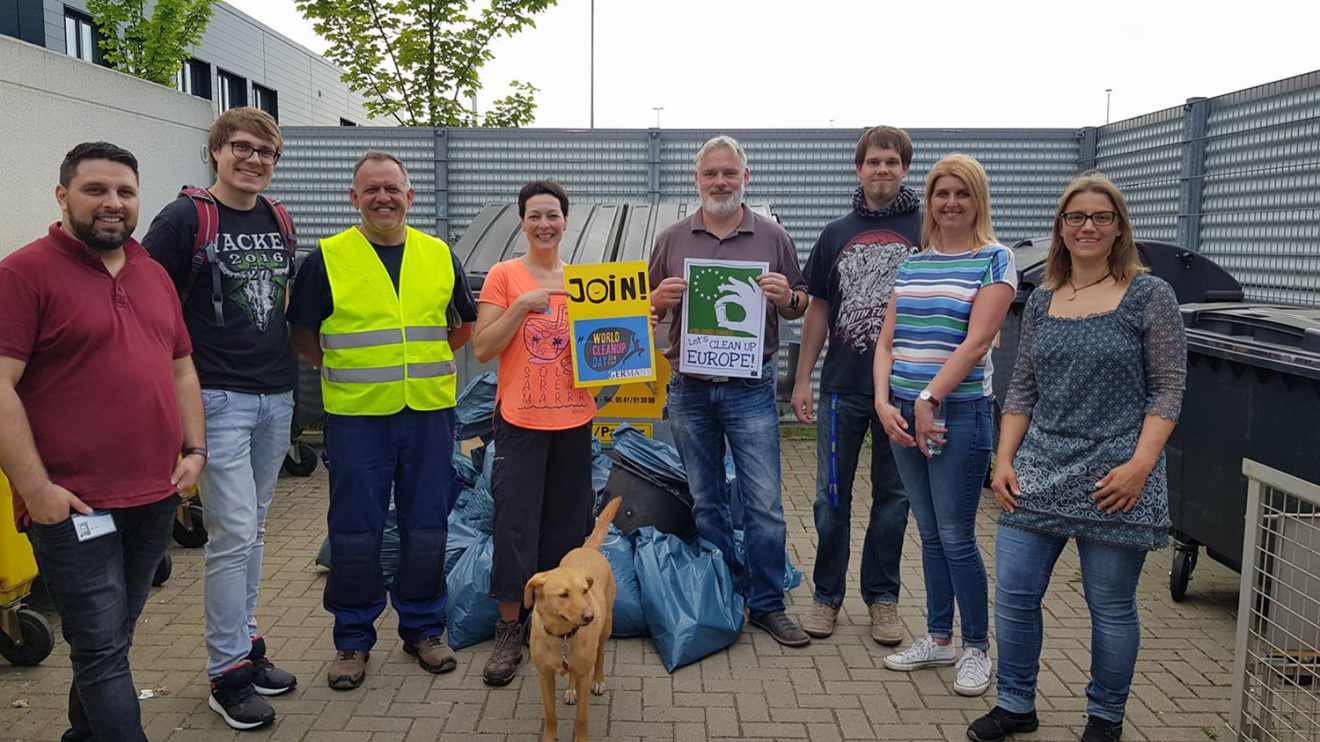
{"left": 921, "top": 154, "right": 997, "bottom": 253}
{"left": 1044, "top": 171, "right": 1147, "bottom": 289}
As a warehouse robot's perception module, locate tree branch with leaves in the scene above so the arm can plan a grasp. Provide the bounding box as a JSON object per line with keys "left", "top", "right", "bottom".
{"left": 294, "top": 0, "right": 556, "bottom": 127}
{"left": 85, "top": 0, "right": 215, "bottom": 86}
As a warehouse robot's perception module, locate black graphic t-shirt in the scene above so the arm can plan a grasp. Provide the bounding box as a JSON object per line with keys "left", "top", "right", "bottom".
{"left": 803, "top": 208, "right": 921, "bottom": 395}
{"left": 143, "top": 195, "right": 297, "bottom": 393}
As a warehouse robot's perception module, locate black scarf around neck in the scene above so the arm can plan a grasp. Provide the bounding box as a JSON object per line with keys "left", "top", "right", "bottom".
{"left": 852, "top": 184, "right": 920, "bottom": 220}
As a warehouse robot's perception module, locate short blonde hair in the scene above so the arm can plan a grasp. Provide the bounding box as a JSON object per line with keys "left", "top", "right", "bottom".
{"left": 921, "top": 154, "right": 996, "bottom": 253}
{"left": 1044, "top": 171, "right": 1147, "bottom": 289}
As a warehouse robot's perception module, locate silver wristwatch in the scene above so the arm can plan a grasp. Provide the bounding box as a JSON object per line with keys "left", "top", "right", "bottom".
{"left": 918, "top": 388, "right": 941, "bottom": 406}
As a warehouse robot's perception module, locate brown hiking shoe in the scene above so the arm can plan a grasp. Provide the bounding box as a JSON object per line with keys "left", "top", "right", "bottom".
{"left": 869, "top": 602, "right": 904, "bottom": 646}
{"left": 800, "top": 601, "right": 840, "bottom": 638}
{"left": 405, "top": 635, "right": 457, "bottom": 674}
{"left": 482, "top": 619, "right": 523, "bottom": 686}
{"left": 326, "top": 649, "right": 368, "bottom": 690}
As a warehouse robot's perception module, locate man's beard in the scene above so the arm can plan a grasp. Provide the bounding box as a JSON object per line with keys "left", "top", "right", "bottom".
{"left": 68, "top": 212, "right": 134, "bottom": 252}
{"left": 702, "top": 185, "right": 743, "bottom": 219}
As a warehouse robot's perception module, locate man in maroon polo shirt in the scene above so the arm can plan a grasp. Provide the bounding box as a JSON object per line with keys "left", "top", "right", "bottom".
{"left": 0, "top": 141, "right": 206, "bottom": 742}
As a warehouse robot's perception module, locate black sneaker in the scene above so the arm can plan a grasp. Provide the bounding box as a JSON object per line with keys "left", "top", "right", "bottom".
{"left": 1081, "top": 716, "right": 1123, "bottom": 742}
{"left": 247, "top": 636, "right": 297, "bottom": 696}
{"left": 749, "top": 610, "right": 811, "bottom": 647}
{"left": 482, "top": 619, "right": 523, "bottom": 687}
{"left": 967, "top": 706, "right": 1039, "bottom": 741}
{"left": 209, "top": 660, "right": 276, "bottom": 730}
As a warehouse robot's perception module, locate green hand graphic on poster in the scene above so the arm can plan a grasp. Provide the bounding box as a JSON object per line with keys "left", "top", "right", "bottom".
{"left": 681, "top": 258, "right": 768, "bottom": 378}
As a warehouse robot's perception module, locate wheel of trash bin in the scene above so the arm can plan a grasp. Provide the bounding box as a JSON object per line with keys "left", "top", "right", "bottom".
{"left": 152, "top": 552, "right": 173, "bottom": 587}
{"left": 283, "top": 442, "right": 317, "bottom": 477}
{"left": 0, "top": 608, "right": 55, "bottom": 667}
{"left": 1169, "top": 547, "right": 1196, "bottom": 602}
{"left": 172, "top": 499, "right": 208, "bottom": 548}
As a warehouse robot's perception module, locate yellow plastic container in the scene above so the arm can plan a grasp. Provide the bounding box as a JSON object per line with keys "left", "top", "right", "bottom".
{"left": 0, "top": 471, "right": 39, "bottom": 607}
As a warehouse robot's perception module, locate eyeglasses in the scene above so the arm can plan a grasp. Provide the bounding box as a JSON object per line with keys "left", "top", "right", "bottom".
{"left": 1061, "top": 211, "right": 1117, "bottom": 227}
{"left": 228, "top": 141, "right": 281, "bottom": 165}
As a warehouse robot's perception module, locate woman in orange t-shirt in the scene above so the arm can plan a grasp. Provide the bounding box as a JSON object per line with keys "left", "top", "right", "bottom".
{"left": 471, "top": 180, "right": 596, "bottom": 687}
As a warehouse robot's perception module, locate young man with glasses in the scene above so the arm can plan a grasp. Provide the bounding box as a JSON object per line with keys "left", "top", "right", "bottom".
{"left": 143, "top": 107, "right": 298, "bottom": 731}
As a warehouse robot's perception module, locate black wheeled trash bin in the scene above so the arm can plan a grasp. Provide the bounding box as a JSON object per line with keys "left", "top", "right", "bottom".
{"left": 1165, "top": 304, "right": 1320, "bottom": 600}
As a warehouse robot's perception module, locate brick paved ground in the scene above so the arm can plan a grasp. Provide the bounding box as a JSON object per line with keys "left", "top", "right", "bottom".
{"left": 1, "top": 440, "right": 1242, "bottom": 741}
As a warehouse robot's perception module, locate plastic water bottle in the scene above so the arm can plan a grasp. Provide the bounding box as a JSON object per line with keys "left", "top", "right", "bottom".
{"left": 928, "top": 411, "right": 946, "bottom": 457}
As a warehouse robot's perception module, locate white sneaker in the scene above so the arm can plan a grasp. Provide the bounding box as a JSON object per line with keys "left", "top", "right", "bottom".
{"left": 883, "top": 634, "right": 957, "bottom": 671}
{"left": 954, "top": 647, "right": 993, "bottom": 696}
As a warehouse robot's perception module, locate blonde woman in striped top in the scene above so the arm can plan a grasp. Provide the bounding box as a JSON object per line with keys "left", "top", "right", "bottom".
{"left": 872, "top": 154, "right": 1017, "bottom": 697}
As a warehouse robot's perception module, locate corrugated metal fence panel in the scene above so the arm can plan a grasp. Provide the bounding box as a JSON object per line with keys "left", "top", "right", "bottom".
{"left": 1094, "top": 106, "right": 1184, "bottom": 243}
{"left": 445, "top": 129, "right": 651, "bottom": 244}
{"left": 1200, "top": 73, "right": 1320, "bottom": 306}
{"left": 269, "top": 127, "right": 438, "bottom": 248}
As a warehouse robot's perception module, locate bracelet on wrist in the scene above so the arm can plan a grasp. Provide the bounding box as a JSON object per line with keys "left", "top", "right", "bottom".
{"left": 182, "top": 446, "right": 208, "bottom": 460}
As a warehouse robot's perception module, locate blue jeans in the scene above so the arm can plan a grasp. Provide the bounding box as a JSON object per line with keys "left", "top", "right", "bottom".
{"left": 27, "top": 495, "right": 178, "bottom": 742}
{"left": 323, "top": 408, "right": 457, "bottom": 650}
{"left": 812, "top": 392, "right": 908, "bottom": 607}
{"left": 994, "top": 525, "right": 1148, "bottom": 723}
{"left": 888, "top": 395, "right": 992, "bottom": 649}
{"left": 199, "top": 389, "right": 294, "bottom": 677}
{"left": 667, "top": 364, "right": 786, "bottom": 616}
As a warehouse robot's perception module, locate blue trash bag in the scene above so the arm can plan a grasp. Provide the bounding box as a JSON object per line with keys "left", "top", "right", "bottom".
{"left": 445, "top": 511, "right": 483, "bottom": 579}
{"left": 454, "top": 372, "right": 498, "bottom": 441}
{"left": 634, "top": 527, "right": 745, "bottom": 673}
{"left": 445, "top": 532, "right": 499, "bottom": 650}
{"left": 314, "top": 497, "right": 402, "bottom": 590}
{"left": 732, "top": 529, "right": 803, "bottom": 593}
{"left": 612, "top": 424, "right": 687, "bottom": 487}
{"left": 600, "top": 525, "right": 647, "bottom": 638}
{"left": 591, "top": 437, "right": 612, "bottom": 496}
{"left": 450, "top": 442, "right": 495, "bottom": 534}
{"left": 453, "top": 445, "right": 479, "bottom": 487}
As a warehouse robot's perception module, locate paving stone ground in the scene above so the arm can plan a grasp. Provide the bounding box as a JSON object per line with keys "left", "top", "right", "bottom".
{"left": 0, "top": 439, "right": 1242, "bottom": 741}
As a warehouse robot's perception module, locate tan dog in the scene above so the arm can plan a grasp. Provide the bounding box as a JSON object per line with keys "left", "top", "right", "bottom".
{"left": 523, "top": 496, "right": 621, "bottom": 742}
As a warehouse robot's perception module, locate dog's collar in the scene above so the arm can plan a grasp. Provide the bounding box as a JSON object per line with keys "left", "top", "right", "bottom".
{"left": 544, "top": 625, "right": 580, "bottom": 640}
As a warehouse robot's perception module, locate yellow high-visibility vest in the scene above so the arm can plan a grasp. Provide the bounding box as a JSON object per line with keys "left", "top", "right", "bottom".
{"left": 319, "top": 226, "right": 457, "bottom": 415}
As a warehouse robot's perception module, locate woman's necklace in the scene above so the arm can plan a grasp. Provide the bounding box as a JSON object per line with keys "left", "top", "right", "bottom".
{"left": 1066, "top": 273, "right": 1112, "bottom": 301}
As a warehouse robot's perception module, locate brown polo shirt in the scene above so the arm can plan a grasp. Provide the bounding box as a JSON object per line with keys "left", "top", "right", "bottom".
{"left": 647, "top": 206, "right": 805, "bottom": 367}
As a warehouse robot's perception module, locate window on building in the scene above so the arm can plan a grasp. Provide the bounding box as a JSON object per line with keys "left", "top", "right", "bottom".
{"left": 217, "top": 70, "right": 247, "bottom": 111}
{"left": 340, "top": 118, "right": 358, "bottom": 126}
{"left": 253, "top": 84, "right": 278, "bottom": 121}
{"left": 176, "top": 58, "right": 212, "bottom": 100}
{"left": 64, "top": 8, "right": 103, "bottom": 65}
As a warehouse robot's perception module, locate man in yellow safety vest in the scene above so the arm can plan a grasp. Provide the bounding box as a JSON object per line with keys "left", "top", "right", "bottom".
{"left": 288, "top": 150, "right": 477, "bottom": 691}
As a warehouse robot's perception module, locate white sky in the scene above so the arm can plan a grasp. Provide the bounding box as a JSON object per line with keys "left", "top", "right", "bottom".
{"left": 225, "top": 0, "right": 1320, "bottom": 129}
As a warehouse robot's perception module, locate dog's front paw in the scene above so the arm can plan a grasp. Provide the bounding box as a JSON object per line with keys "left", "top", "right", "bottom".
{"left": 563, "top": 688, "right": 578, "bottom": 705}
{"left": 591, "top": 681, "right": 605, "bottom": 696}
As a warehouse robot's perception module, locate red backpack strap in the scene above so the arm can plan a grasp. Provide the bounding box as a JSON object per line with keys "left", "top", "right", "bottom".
{"left": 177, "top": 186, "right": 225, "bottom": 326}
{"left": 259, "top": 194, "right": 297, "bottom": 256}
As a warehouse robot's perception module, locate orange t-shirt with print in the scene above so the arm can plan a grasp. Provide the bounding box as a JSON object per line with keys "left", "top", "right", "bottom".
{"left": 479, "top": 258, "right": 596, "bottom": 430}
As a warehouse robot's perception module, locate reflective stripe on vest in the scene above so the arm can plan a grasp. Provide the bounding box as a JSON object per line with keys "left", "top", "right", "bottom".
{"left": 319, "top": 226, "right": 457, "bottom": 415}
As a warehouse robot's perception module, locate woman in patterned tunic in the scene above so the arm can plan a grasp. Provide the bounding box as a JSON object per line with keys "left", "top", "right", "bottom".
{"left": 966, "top": 172, "right": 1186, "bottom": 742}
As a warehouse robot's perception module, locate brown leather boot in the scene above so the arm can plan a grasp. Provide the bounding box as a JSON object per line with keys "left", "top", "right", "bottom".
{"left": 405, "top": 635, "right": 457, "bottom": 674}
{"left": 326, "top": 649, "right": 368, "bottom": 690}
{"left": 481, "top": 619, "right": 523, "bottom": 686}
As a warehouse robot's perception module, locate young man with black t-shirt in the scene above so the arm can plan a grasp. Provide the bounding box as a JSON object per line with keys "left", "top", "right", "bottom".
{"left": 791, "top": 126, "right": 922, "bottom": 646}
{"left": 143, "top": 107, "right": 297, "bottom": 731}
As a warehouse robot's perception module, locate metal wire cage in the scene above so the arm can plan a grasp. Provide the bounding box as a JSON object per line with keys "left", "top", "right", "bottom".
{"left": 1232, "top": 459, "right": 1320, "bottom": 741}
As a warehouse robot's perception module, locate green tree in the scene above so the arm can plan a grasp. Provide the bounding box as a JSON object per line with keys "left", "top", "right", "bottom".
{"left": 294, "top": 0, "right": 557, "bottom": 127}
{"left": 85, "top": 0, "right": 216, "bottom": 86}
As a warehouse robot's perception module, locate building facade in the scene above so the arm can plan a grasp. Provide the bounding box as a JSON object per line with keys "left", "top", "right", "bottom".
{"left": 1, "top": 0, "right": 374, "bottom": 126}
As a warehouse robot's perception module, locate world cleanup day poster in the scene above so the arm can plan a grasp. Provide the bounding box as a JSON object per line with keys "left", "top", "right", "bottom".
{"left": 564, "top": 260, "right": 656, "bottom": 388}
{"left": 680, "top": 258, "right": 768, "bottom": 379}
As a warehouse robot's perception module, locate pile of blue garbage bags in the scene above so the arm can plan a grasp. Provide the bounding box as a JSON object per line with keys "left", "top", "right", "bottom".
{"left": 321, "top": 372, "right": 803, "bottom": 673}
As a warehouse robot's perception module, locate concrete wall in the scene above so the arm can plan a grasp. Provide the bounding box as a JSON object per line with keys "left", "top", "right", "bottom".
{"left": 0, "top": 35, "right": 213, "bottom": 258}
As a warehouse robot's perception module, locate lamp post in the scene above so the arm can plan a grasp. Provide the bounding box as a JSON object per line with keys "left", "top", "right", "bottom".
{"left": 589, "top": 0, "right": 594, "bottom": 128}
{"left": 1105, "top": 88, "right": 1113, "bottom": 124}
{"left": 652, "top": 106, "right": 664, "bottom": 128}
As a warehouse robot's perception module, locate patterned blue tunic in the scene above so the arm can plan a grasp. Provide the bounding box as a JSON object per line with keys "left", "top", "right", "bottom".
{"left": 999, "top": 274, "right": 1187, "bottom": 551}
